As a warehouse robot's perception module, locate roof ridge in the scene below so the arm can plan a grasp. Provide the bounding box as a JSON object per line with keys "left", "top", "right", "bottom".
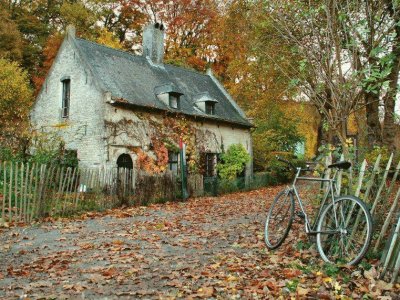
{"left": 164, "top": 63, "right": 209, "bottom": 77}
{"left": 75, "top": 37, "right": 210, "bottom": 76}
{"left": 75, "top": 37, "right": 141, "bottom": 59}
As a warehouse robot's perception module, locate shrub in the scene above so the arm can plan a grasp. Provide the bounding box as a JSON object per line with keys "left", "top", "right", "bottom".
{"left": 217, "top": 144, "right": 251, "bottom": 180}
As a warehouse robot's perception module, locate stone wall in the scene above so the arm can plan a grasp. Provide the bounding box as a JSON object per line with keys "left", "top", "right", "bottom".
{"left": 103, "top": 105, "right": 253, "bottom": 177}
{"left": 31, "top": 35, "right": 106, "bottom": 168}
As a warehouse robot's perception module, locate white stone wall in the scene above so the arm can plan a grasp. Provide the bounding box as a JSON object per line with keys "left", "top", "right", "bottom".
{"left": 197, "top": 122, "right": 253, "bottom": 176}
{"left": 103, "top": 105, "right": 253, "bottom": 176}
{"left": 30, "top": 37, "right": 106, "bottom": 168}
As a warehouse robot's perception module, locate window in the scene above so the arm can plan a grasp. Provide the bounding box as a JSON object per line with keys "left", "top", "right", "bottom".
{"left": 169, "top": 94, "right": 180, "bottom": 109}
{"left": 204, "top": 153, "right": 217, "bottom": 177}
{"left": 61, "top": 79, "right": 71, "bottom": 118}
{"left": 168, "top": 151, "right": 179, "bottom": 174}
{"left": 205, "top": 101, "right": 215, "bottom": 115}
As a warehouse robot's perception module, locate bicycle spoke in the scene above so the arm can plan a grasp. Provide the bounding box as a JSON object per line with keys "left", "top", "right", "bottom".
{"left": 316, "top": 196, "right": 372, "bottom": 266}
{"left": 265, "top": 190, "right": 294, "bottom": 249}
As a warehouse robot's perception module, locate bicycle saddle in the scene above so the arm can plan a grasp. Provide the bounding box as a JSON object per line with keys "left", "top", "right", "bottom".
{"left": 328, "top": 161, "right": 351, "bottom": 170}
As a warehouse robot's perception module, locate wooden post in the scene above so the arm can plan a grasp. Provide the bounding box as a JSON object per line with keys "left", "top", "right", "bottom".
{"left": 391, "top": 240, "right": 400, "bottom": 283}
{"left": 371, "top": 153, "right": 393, "bottom": 215}
{"left": 74, "top": 168, "right": 83, "bottom": 209}
{"left": 8, "top": 162, "right": 13, "bottom": 222}
{"left": 381, "top": 215, "right": 400, "bottom": 277}
{"left": 354, "top": 159, "right": 367, "bottom": 198}
{"left": 374, "top": 187, "right": 400, "bottom": 252}
{"left": 62, "top": 168, "right": 72, "bottom": 214}
{"left": 18, "top": 163, "right": 24, "bottom": 222}
{"left": 335, "top": 154, "right": 344, "bottom": 196}
{"left": 1, "top": 162, "right": 6, "bottom": 224}
{"left": 22, "top": 163, "right": 30, "bottom": 222}
{"left": 30, "top": 163, "right": 40, "bottom": 221}
{"left": 56, "top": 166, "right": 65, "bottom": 214}
{"left": 14, "top": 162, "right": 19, "bottom": 222}
{"left": 379, "top": 159, "right": 400, "bottom": 214}
{"left": 27, "top": 163, "right": 35, "bottom": 223}
{"left": 362, "top": 154, "right": 381, "bottom": 204}
{"left": 37, "top": 165, "right": 48, "bottom": 219}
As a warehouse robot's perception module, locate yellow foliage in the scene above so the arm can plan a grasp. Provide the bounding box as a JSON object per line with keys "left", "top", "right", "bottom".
{"left": 282, "top": 101, "right": 321, "bottom": 158}
{"left": 96, "top": 29, "right": 122, "bottom": 50}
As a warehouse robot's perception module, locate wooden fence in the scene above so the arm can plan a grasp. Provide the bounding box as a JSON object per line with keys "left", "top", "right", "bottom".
{"left": 0, "top": 162, "right": 192, "bottom": 224}
{"left": 332, "top": 154, "right": 400, "bottom": 283}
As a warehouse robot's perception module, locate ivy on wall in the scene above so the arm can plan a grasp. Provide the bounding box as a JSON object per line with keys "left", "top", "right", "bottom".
{"left": 104, "top": 111, "right": 219, "bottom": 174}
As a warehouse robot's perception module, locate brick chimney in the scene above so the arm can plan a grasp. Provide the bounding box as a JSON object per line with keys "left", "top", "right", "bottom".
{"left": 142, "top": 23, "right": 165, "bottom": 64}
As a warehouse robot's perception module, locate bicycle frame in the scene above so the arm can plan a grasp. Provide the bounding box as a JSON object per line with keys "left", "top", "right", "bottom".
{"left": 286, "top": 167, "right": 340, "bottom": 235}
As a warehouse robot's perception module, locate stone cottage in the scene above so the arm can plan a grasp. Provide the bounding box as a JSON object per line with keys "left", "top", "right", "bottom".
{"left": 31, "top": 24, "right": 253, "bottom": 178}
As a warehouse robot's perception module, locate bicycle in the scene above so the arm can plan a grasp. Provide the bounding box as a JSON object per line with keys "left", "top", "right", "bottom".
{"left": 264, "top": 157, "right": 373, "bottom": 266}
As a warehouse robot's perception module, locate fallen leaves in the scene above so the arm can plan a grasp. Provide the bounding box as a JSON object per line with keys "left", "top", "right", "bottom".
{"left": 0, "top": 186, "right": 398, "bottom": 299}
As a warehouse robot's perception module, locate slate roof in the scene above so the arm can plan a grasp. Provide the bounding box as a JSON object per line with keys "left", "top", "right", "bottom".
{"left": 73, "top": 38, "right": 252, "bottom": 127}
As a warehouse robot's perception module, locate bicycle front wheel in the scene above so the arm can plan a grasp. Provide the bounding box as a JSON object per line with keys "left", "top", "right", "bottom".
{"left": 265, "top": 189, "right": 294, "bottom": 249}
{"left": 316, "top": 196, "right": 372, "bottom": 266}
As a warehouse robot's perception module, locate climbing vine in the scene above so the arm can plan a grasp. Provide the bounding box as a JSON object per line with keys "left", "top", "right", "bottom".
{"left": 104, "top": 111, "right": 219, "bottom": 175}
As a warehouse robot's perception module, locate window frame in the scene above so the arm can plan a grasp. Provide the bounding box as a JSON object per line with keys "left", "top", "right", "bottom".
{"left": 205, "top": 101, "right": 215, "bottom": 115}
{"left": 61, "top": 78, "right": 71, "bottom": 118}
{"left": 168, "top": 151, "right": 179, "bottom": 174}
{"left": 169, "top": 93, "right": 180, "bottom": 110}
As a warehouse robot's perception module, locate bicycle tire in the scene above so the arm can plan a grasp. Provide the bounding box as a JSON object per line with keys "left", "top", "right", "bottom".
{"left": 265, "top": 189, "right": 295, "bottom": 249}
{"left": 316, "top": 195, "right": 373, "bottom": 266}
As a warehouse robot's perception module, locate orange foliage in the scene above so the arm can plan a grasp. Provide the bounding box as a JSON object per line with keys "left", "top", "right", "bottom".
{"left": 135, "top": 137, "right": 168, "bottom": 174}
{"left": 32, "top": 33, "right": 64, "bottom": 95}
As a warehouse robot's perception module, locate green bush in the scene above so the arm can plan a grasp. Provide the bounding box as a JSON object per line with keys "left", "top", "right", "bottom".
{"left": 267, "top": 154, "right": 306, "bottom": 183}
{"left": 217, "top": 144, "right": 250, "bottom": 180}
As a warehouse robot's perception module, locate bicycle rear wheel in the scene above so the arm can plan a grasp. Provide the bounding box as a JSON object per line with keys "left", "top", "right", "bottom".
{"left": 265, "top": 189, "right": 294, "bottom": 249}
{"left": 316, "top": 196, "right": 372, "bottom": 266}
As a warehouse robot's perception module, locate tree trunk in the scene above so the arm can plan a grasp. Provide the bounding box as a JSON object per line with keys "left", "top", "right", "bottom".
{"left": 365, "top": 91, "right": 382, "bottom": 146}
{"left": 383, "top": 12, "right": 400, "bottom": 150}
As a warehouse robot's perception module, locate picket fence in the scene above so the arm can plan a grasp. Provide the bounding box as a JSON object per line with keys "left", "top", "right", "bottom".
{"left": 331, "top": 154, "right": 400, "bottom": 283}
{"left": 0, "top": 162, "right": 200, "bottom": 224}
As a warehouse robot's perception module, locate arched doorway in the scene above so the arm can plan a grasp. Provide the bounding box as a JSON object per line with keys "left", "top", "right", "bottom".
{"left": 117, "top": 154, "right": 133, "bottom": 169}
{"left": 116, "top": 154, "right": 133, "bottom": 205}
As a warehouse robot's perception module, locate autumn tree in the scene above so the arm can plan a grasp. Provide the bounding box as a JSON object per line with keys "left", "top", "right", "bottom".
{"left": 318, "top": 0, "right": 400, "bottom": 149}
{"left": 265, "top": 1, "right": 375, "bottom": 156}
{"left": 0, "top": 6, "right": 23, "bottom": 61}
{"left": 208, "top": 1, "right": 304, "bottom": 170}
{"left": 0, "top": 59, "right": 33, "bottom": 152}
{"left": 118, "top": 0, "right": 219, "bottom": 70}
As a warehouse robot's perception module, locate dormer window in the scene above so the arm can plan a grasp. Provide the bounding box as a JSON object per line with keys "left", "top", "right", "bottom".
{"left": 194, "top": 92, "right": 218, "bottom": 115}
{"left": 169, "top": 93, "right": 180, "bottom": 109}
{"left": 205, "top": 101, "right": 215, "bottom": 115}
{"left": 154, "top": 83, "right": 183, "bottom": 110}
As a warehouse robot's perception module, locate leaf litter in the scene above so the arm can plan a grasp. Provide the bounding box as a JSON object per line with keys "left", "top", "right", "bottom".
{"left": 0, "top": 186, "right": 398, "bottom": 299}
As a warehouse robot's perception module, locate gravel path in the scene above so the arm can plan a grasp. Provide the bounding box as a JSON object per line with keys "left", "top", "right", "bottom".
{"left": 0, "top": 189, "right": 274, "bottom": 299}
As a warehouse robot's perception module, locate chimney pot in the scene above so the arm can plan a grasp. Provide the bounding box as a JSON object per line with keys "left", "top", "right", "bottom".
{"left": 66, "top": 24, "right": 76, "bottom": 39}
{"left": 143, "top": 23, "right": 165, "bottom": 64}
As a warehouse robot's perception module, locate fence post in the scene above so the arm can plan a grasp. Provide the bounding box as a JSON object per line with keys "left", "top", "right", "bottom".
{"left": 354, "top": 159, "right": 367, "bottom": 198}
{"left": 380, "top": 215, "right": 400, "bottom": 279}
{"left": 371, "top": 153, "right": 393, "bottom": 215}
{"left": 1, "top": 162, "right": 6, "bottom": 224}
{"left": 8, "top": 162, "right": 13, "bottom": 222}
{"left": 22, "top": 163, "right": 30, "bottom": 222}
{"left": 375, "top": 187, "right": 400, "bottom": 252}
{"left": 27, "top": 163, "right": 35, "bottom": 223}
